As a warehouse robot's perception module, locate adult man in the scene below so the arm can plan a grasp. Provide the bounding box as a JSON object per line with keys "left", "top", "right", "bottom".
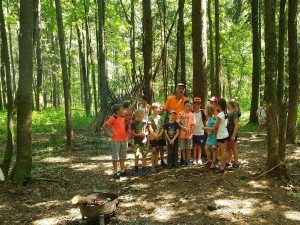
{"left": 163, "top": 83, "right": 188, "bottom": 114}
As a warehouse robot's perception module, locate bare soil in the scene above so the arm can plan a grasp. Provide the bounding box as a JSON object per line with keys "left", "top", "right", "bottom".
{"left": 1, "top": 130, "right": 300, "bottom": 225}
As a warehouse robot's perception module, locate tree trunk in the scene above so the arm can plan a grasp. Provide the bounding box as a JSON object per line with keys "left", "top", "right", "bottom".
{"left": 0, "top": 49, "right": 7, "bottom": 106}
{"left": 208, "top": 0, "right": 215, "bottom": 94}
{"left": 178, "top": 0, "right": 186, "bottom": 84}
{"left": 54, "top": 0, "right": 73, "bottom": 148}
{"left": 162, "top": 0, "right": 168, "bottom": 101}
{"left": 192, "top": 0, "right": 207, "bottom": 104}
{"left": 76, "top": 25, "right": 91, "bottom": 116}
{"left": 277, "top": 0, "right": 287, "bottom": 161}
{"left": 97, "top": 0, "right": 110, "bottom": 112}
{"left": 249, "top": 0, "right": 260, "bottom": 124}
{"left": 130, "top": 0, "right": 136, "bottom": 84}
{"left": 0, "top": 0, "right": 14, "bottom": 178}
{"left": 12, "top": 0, "right": 33, "bottom": 186}
{"left": 264, "top": 0, "right": 280, "bottom": 170}
{"left": 142, "top": 0, "right": 153, "bottom": 103}
{"left": 214, "top": 0, "right": 220, "bottom": 97}
{"left": 286, "top": 0, "right": 299, "bottom": 144}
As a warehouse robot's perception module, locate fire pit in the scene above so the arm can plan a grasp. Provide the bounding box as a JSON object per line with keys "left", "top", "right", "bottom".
{"left": 72, "top": 192, "right": 118, "bottom": 224}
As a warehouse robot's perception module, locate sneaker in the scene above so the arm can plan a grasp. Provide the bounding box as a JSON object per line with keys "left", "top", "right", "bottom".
{"left": 120, "top": 171, "right": 127, "bottom": 177}
{"left": 225, "top": 162, "right": 231, "bottom": 168}
{"left": 113, "top": 172, "right": 121, "bottom": 179}
{"left": 141, "top": 167, "right": 148, "bottom": 176}
{"left": 134, "top": 167, "right": 139, "bottom": 176}
{"left": 214, "top": 168, "right": 225, "bottom": 174}
{"left": 210, "top": 163, "right": 216, "bottom": 170}
{"left": 192, "top": 160, "right": 197, "bottom": 165}
{"left": 228, "top": 163, "right": 240, "bottom": 170}
{"left": 198, "top": 159, "right": 203, "bottom": 165}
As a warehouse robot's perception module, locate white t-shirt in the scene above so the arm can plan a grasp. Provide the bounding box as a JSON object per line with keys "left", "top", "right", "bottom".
{"left": 193, "top": 111, "right": 204, "bottom": 135}
{"left": 216, "top": 111, "right": 229, "bottom": 139}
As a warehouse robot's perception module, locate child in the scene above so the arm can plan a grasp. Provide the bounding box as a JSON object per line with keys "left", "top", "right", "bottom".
{"left": 214, "top": 98, "right": 229, "bottom": 174}
{"left": 102, "top": 104, "right": 127, "bottom": 179}
{"left": 164, "top": 110, "right": 180, "bottom": 168}
{"left": 138, "top": 95, "right": 151, "bottom": 122}
{"left": 192, "top": 97, "right": 206, "bottom": 165}
{"left": 177, "top": 100, "right": 196, "bottom": 166}
{"left": 226, "top": 99, "right": 239, "bottom": 168}
{"left": 204, "top": 103, "right": 218, "bottom": 169}
{"left": 123, "top": 100, "right": 134, "bottom": 150}
{"left": 148, "top": 103, "right": 166, "bottom": 172}
{"left": 131, "top": 109, "right": 148, "bottom": 176}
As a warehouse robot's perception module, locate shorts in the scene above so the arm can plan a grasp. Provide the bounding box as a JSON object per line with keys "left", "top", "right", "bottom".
{"left": 217, "top": 138, "right": 228, "bottom": 143}
{"left": 134, "top": 143, "right": 149, "bottom": 157}
{"left": 149, "top": 139, "right": 166, "bottom": 148}
{"left": 179, "top": 138, "right": 193, "bottom": 150}
{"left": 111, "top": 141, "right": 127, "bottom": 160}
{"left": 205, "top": 144, "right": 217, "bottom": 149}
{"left": 193, "top": 135, "right": 204, "bottom": 145}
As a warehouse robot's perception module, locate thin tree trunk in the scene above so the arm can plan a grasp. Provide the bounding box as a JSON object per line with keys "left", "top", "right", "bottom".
{"left": 12, "top": 0, "right": 33, "bottom": 186}
{"left": 0, "top": 0, "right": 14, "bottom": 178}
{"left": 208, "top": 0, "right": 215, "bottom": 94}
{"left": 97, "top": 0, "right": 110, "bottom": 112}
{"left": 214, "top": 0, "right": 220, "bottom": 97}
{"left": 0, "top": 48, "right": 7, "bottom": 106}
{"left": 264, "top": 0, "right": 280, "bottom": 170}
{"left": 249, "top": 0, "right": 260, "bottom": 124}
{"left": 130, "top": 0, "right": 136, "bottom": 84}
{"left": 142, "top": 0, "right": 153, "bottom": 103}
{"left": 192, "top": 0, "right": 208, "bottom": 104}
{"left": 54, "top": 0, "right": 73, "bottom": 148}
{"left": 286, "top": 0, "right": 299, "bottom": 144}
{"left": 162, "top": 0, "right": 168, "bottom": 101}
{"left": 277, "top": 0, "right": 287, "bottom": 161}
{"left": 178, "top": 0, "right": 186, "bottom": 84}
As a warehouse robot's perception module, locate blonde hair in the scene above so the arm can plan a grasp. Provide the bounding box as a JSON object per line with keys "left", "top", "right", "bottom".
{"left": 228, "top": 99, "right": 237, "bottom": 111}
{"left": 206, "top": 103, "right": 215, "bottom": 117}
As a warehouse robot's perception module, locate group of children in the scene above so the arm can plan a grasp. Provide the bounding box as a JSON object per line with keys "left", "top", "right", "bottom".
{"left": 102, "top": 95, "right": 240, "bottom": 179}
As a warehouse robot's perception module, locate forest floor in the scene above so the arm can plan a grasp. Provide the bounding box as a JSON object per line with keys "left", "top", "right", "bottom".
{"left": 1, "top": 128, "right": 300, "bottom": 225}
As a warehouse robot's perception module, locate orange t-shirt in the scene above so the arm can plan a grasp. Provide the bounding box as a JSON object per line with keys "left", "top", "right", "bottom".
{"left": 177, "top": 111, "right": 196, "bottom": 139}
{"left": 104, "top": 116, "right": 126, "bottom": 141}
{"left": 163, "top": 95, "right": 187, "bottom": 114}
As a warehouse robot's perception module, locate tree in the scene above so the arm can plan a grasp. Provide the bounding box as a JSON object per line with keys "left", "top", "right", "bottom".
{"left": 286, "top": 0, "right": 299, "bottom": 144}
{"left": 178, "top": 0, "right": 186, "bottom": 84}
{"left": 54, "top": 0, "right": 73, "bottom": 148}
{"left": 192, "top": 0, "right": 208, "bottom": 103}
{"left": 11, "top": 0, "right": 34, "bottom": 185}
{"left": 142, "top": 0, "right": 153, "bottom": 103}
{"left": 264, "top": 0, "right": 280, "bottom": 171}
{"left": 214, "top": 0, "right": 220, "bottom": 97}
{"left": 249, "top": 0, "right": 260, "bottom": 124}
{"left": 0, "top": 0, "right": 14, "bottom": 177}
{"left": 208, "top": 0, "right": 215, "bottom": 94}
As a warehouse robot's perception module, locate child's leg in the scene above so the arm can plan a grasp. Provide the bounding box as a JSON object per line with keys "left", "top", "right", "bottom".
{"left": 159, "top": 147, "right": 165, "bottom": 164}
{"left": 182, "top": 149, "right": 186, "bottom": 161}
{"left": 154, "top": 149, "right": 159, "bottom": 166}
{"left": 232, "top": 141, "right": 239, "bottom": 164}
{"left": 205, "top": 144, "right": 212, "bottom": 161}
{"left": 212, "top": 148, "right": 217, "bottom": 162}
{"left": 151, "top": 147, "right": 156, "bottom": 168}
{"left": 186, "top": 149, "right": 191, "bottom": 162}
{"left": 226, "top": 141, "right": 233, "bottom": 164}
{"left": 112, "top": 160, "right": 118, "bottom": 172}
{"left": 193, "top": 143, "right": 197, "bottom": 162}
{"left": 120, "top": 159, "right": 125, "bottom": 171}
{"left": 173, "top": 141, "right": 179, "bottom": 166}
{"left": 218, "top": 142, "right": 227, "bottom": 170}
{"left": 134, "top": 156, "right": 139, "bottom": 167}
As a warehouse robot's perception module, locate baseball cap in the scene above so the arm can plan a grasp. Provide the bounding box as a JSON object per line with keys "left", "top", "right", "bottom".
{"left": 193, "top": 97, "right": 202, "bottom": 103}
{"left": 177, "top": 83, "right": 186, "bottom": 88}
{"left": 209, "top": 96, "right": 218, "bottom": 102}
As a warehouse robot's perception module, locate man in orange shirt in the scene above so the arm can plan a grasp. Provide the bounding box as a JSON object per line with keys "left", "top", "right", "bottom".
{"left": 163, "top": 83, "right": 188, "bottom": 114}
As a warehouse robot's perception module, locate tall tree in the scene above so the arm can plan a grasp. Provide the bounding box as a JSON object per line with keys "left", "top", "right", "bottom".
{"left": 277, "top": 0, "right": 287, "bottom": 161}
{"left": 54, "top": 0, "right": 73, "bottom": 148}
{"left": 208, "top": 0, "right": 215, "bottom": 94}
{"left": 11, "top": 0, "right": 34, "bottom": 185}
{"left": 264, "top": 0, "right": 280, "bottom": 170}
{"left": 97, "top": 0, "right": 110, "bottom": 112}
{"left": 142, "top": 0, "right": 153, "bottom": 103}
{"left": 178, "top": 0, "right": 186, "bottom": 84}
{"left": 0, "top": 0, "right": 14, "bottom": 177}
{"left": 249, "top": 0, "right": 260, "bottom": 124}
{"left": 130, "top": 0, "right": 136, "bottom": 84}
{"left": 192, "top": 0, "right": 208, "bottom": 103}
{"left": 214, "top": 0, "right": 220, "bottom": 97}
{"left": 286, "top": 0, "right": 299, "bottom": 144}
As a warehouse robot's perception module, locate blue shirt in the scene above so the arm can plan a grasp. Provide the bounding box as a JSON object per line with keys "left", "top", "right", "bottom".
{"left": 206, "top": 117, "right": 218, "bottom": 145}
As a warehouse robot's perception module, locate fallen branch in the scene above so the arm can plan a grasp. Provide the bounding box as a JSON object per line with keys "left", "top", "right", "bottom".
{"left": 256, "top": 162, "right": 284, "bottom": 178}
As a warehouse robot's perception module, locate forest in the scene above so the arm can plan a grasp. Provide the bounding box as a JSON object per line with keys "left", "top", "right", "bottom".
{"left": 0, "top": 0, "right": 300, "bottom": 224}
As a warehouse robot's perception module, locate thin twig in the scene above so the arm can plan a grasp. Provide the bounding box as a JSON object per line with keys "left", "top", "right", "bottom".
{"left": 256, "top": 162, "right": 284, "bottom": 178}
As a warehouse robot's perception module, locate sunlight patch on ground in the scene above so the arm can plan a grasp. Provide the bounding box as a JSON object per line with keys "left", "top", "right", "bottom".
{"left": 286, "top": 148, "right": 300, "bottom": 160}
{"left": 31, "top": 200, "right": 63, "bottom": 208}
{"left": 70, "top": 163, "right": 99, "bottom": 171}
{"left": 89, "top": 155, "right": 110, "bottom": 161}
{"left": 33, "top": 218, "right": 60, "bottom": 225}
{"left": 210, "top": 198, "right": 258, "bottom": 218}
{"left": 247, "top": 180, "right": 269, "bottom": 189}
{"left": 0, "top": 204, "right": 7, "bottom": 209}
{"left": 151, "top": 207, "right": 175, "bottom": 221}
{"left": 284, "top": 210, "right": 300, "bottom": 221}
{"left": 41, "top": 157, "right": 70, "bottom": 163}
{"left": 33, "top": 208, "right": 81, "bottom": 225}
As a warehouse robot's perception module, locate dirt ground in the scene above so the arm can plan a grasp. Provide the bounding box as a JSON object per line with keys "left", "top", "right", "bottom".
{"left": 0, "top": 129, "right": 300, "bottom": 225}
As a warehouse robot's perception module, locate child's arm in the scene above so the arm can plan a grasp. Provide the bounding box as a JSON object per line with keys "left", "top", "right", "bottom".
{"left": 102, "top": 123, "right": 112, "bottom": 137}
{"left": 170, "top": 128, "right": 179, "bottom": 144}
{"left": 148, "top": 122, "right": 158, "bottom": 139}
{"left": 164, "top": 130, "right": 171, "bottom": 143}
{"left": 214, "top": 117, "right": 221, "bottom": 137}
{"left": 231, "top": 117, "right": 239, "bottom": 140}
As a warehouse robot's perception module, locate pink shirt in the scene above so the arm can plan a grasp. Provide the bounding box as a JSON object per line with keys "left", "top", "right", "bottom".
{"left": 177, "top": 111, "right": 196, "bottom": 139}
